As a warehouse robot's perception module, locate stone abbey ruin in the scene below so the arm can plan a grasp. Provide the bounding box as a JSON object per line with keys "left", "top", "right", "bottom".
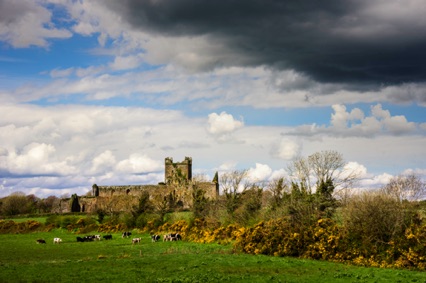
{"left": 59, "top": 157, "right": 219, "bottom": 214}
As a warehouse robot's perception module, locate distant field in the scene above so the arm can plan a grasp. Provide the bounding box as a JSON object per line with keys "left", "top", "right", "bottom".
{"left": 1, "top": 231, "right": 426, "bottom": 282}
{"left": 4, "top": 217, "right": 47, "bottom": 223}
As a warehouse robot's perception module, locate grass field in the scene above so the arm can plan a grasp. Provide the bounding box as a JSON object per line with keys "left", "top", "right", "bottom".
{"left": 1, "top": 231, "right": 426, "bottom": 283}
{"left": 4, "top": 217, "right": 47, "bottom": 223}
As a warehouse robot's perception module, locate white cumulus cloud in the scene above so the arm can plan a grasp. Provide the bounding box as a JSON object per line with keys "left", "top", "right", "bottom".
{"left": 116, "top": 154, "right": 162, "bottom": 174}
{"left": 207, "top": 111, "right": 244, "bottom": 140}
{"left": 247, "top": 163, "right": 273, "bottom": 183}
{"left": 290, "top": 103, "right": 419, "bottom": 137}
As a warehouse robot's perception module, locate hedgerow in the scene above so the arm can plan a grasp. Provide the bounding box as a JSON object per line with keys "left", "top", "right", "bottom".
{"left": 145, "top": 215, "right": 426, "bottom": 270}
{"left": 233, "top": 217, "right": 426, "bottom": 270}
{"left": 0, "top": 220, "right": 43, "bottom": 233}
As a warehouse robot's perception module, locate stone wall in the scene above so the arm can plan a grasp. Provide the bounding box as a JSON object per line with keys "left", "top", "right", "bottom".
{"left": 60, "top": 157, "right": 219, "bottom": 213}
{"left": 67, "top": 181, "right": 218, "bottom": 214}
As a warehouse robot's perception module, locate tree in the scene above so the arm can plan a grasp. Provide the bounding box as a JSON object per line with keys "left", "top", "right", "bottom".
{"left": 287, "top": 150, "right": 359, "bottom": 197}
{"left": 132, "top": 191, "right": 153, "bottom": 216}
{"left": 235, "top": 185, "right": 263, "bottom": 224}
{"left": 382, "top": 173, "right": 426, "bottom": 202}
{"left": 267, "top": 177, "right": 289, "bottom": 209}
{"left": 287, "top": 182, "right": 317, "bottom": 228}
{"left": 316, "top": 177, "right": 336, "bottom": 217}
{"left": 220, "top": 169, "right": 251, "bottom": 215}
{"left": 151, "top": 194, "right": 170, "bottom": 224}
{"left": 1, "top": 192, "right": 32, "bottom": 216}
{"left": 26, "top": 194, "right": 39, "bottom": 213}
{"left": 42, "top": 196, "right": 59, "bottom": 213}
{"left": 192, "top": 184, "right": 209, "bottom": 219}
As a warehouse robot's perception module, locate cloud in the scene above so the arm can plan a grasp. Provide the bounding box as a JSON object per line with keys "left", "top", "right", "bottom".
{"left": 116, "top": 153, "right": 162, "bottom": 174}
{"left": 0, "top": 143, "right": 77, "bottom": 176}
{"left": 217, "top": 161, "right": 237, "bottom": 172}
{"left": 0, "top": 0, "right": 71, "bottom": 48}
{"left": 90, "top": 150, "right": 116, "bottom": 175}
{"left": 289, "top": 104, "right": 420, "bottom": 138}
{"left": 207, "top": 111, "right": 244, "bottom": 141}
{"left": 0, "top": 101, "right": 423, "bottom": 197}
{"left": 342, "top": 162, "right": 368, "bottom": 181}
{"left": 3, "top": 1, "right": 425, "bottom": 109}
{"left": 109, "top": 55, "right": 143, "bottom": 71}
{"left": 50, "top": 68, "right": 75, "bottom": 78}
{"left": 271, "top": 138, "right": 301, "bottom": 160}
{"left": 358, "top": 173, "right": 394, "bottom": 188}
{"left": 99, "top": 0, "right": 426, "bottom": 86}
{"left": 247, "top": 163, "right": 272, "bottom": 183}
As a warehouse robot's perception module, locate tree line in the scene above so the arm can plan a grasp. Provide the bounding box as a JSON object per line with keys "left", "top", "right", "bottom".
{"left": 1, "top": 150, "right": 425, "bottom": 232}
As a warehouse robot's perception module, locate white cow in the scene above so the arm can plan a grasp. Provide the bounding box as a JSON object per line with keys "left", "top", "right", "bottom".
{"left": 53, "top": 237, "right": 62, "bottom": 244}
{"left": 132, "top": 238, "right": 141, "bottom": 245}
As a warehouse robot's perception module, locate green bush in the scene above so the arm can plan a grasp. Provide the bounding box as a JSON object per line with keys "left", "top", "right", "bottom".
{"left": 45, "top": 214, "right": 97, "bottom": 231}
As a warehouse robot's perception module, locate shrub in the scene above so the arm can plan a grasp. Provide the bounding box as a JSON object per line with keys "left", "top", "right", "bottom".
{"left": 342, "top": 192, "right": 417, "bottom": 255}
{"left": 0, "top": 220, "right": 43, "bottom": 233}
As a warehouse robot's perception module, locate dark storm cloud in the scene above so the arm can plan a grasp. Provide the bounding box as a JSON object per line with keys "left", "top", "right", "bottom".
{"left": 106, "top": 0, "right": 426, "bottom": 86}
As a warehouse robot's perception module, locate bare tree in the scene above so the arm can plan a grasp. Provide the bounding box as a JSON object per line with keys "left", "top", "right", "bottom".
{"left": 287, "top": 150, "right": 359, "bottom": 194}
{"left": 287, "top": 156, "right": 312, "bottom": 193}
{"left": 382, "top": 173, "right": 426, "bottom": 202}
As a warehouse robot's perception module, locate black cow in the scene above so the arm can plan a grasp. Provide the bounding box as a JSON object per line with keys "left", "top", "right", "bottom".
{"left": 151, "top": 234, "right": 160, "bottom": 242}
{"left": 103, "top": 234, "right": 112, "bottom": 240}
{"left": 122, "top": 231, "right": 132, "bottom": 238}
{"left": 76, "top": 236, "right": 85, "bottom": 242}
{"left": 36, "top": 239, "right": 46, "bottom": 244}
{"left": 84, "top": 235, "right": 95, "bottom": 241}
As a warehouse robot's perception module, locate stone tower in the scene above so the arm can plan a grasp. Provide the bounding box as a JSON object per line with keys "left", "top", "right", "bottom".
{"left": 165, "top": 157, "right": 192, "bottom": 185}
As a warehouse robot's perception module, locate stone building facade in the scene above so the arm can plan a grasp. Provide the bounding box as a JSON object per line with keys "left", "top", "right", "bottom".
{"left": 59, "top": 157, "right": 218, "bottom": 214}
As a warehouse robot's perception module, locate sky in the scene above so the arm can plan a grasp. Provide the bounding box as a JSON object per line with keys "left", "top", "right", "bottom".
{"left": 0, "top": 0, "right": 425, "bottom": 198}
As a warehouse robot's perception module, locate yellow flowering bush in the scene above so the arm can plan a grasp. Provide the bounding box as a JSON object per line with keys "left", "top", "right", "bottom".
{"left": 150, "top": 216, "right": 426, "bottom": 270}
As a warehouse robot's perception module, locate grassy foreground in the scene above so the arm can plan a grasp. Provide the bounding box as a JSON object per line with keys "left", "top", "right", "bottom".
{"left": 1, "top": 231, "right": 426, "bottom": 283}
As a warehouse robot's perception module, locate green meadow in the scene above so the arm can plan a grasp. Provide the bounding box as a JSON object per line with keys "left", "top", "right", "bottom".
{"left": 1, "top": 231, "right": 426, "bottom": 283}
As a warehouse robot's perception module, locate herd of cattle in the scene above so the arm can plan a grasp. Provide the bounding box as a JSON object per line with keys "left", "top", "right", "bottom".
{"left": 35, "top": 232, "right": 182, "bottom": 245}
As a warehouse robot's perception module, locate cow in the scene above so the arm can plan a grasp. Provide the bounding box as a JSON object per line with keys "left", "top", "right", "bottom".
{"left": 169, "top": 233, "right": 181, "bottom": 241}
{"left": 132, "top": 238, "right": 141, "bottom": 245}
{"left": 164, "top": 233, "right": 182, "bottom": 241}
{"left": 53, "top": 237, "right": 62, "bottom": 244}
{"left": 122, "top": 231, "right": 132, "bottom": 238}
{"left": 94, "top": 235, "right": 101, "bottom": 241}
{"left": 151, "top": 234, "right": 160, "bottom": 242}
{"left": 84, "top": 235, "right": 95, "bottom": 241}
{"left": 76, "top": 237, "right": 85, "bottom": 242}
{"left": 36, "top": 239, "right": 46, "bottom": 244}
{"left": 103, "top": 234, "right": 112, "bottom": 240}
{"left": 163, "top": 234, "right": 170, "bottom": 242}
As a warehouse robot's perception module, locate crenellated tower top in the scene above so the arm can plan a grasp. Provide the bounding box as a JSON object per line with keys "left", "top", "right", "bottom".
{"left": 165, "top": 157, "right": 192, "bottom": 185}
